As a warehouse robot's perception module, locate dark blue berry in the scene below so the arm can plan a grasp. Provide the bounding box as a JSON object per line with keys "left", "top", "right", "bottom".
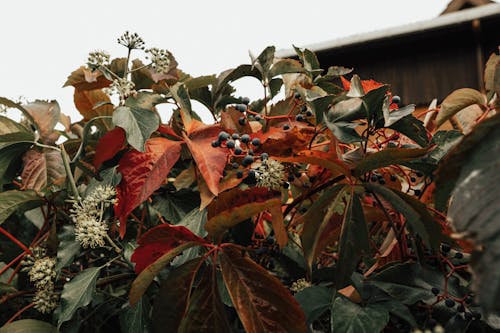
{"left": 283, "top": 182, "right": 290, "bottom": 189}
{"left": 371, "top": 174, "right": 378, "bottom": 182}
{"left": 379, "top": 178, "right": 386, "bottom": 185}
{"left": 211, "top": 140, "right": 220, "bottom": 148}
{"left": 414, "top": 189, "right": 421, "bottom": 196}
{"left": 242, "top": 155, "right": 254, "bottom": 166}
{"left": 241, "top": 134, "right": 250, "bottom": 143}
{"left": 390, "top": 175, "right": 397, "bottom": 182}
{"left": 260, "top": 152, "right": 269, "bottom": 160}
{"left": 431, "top": 287, "right": 440, "bottom": 295}
{"left": 226, "top": 140, "right": 235, "bottom": 148}
{"left": 441, "top": 244, "right": 451, "bottom": 253}
{"left": 232, "top": 133, "right": 240, "bottom": 140}
{"left": 410, "top": 177, "right": 416, "bottom": 182}
{"left": 454, "top": 252, "right": 463, "bottom": 259}
{"left": 294, "top": 92, "right": 301, "bottom": 99}
{"left": 232, "top": 162, "right": 239, "bottom": 169}
{"left": 251, "top": 138, "right": 261, "bottom": 146}
{"left": 254, "top": 115, "right": 262, "bottom": 121}
{"left": 295, "top": 114, "right": 304, "bottom": 122}
{"left": 445, "top": 299, "right": 455, "bottom": 308}
{"left": 234, "top": 148, "right": 243, "bottom": 155}
{"left": 306, "top": 110, "right": 313, "bottom": 117}
{"left": 218, "top": 131, "right": 230, "bottom": 141}
{"left": 235, "top": 104, "right": 247, "bottom": 112}
{"left": 248, "top": 170, "right": 256, "bottom": 178}
{"left": 392, "top": 95, "right": 401, "bottom": 104}
{"left": 236, "top": 170, "right": 243, "bottom": 178}
{"left": 241, "top": 97, "right": 250, "bottom": 105}
{"left": 238, "top": 117, "right": 246, "bottom": 125}
{"left": 283, "top": 124, "right": 290, "bottom": 130}
{"left": 301, "top": 105, "right": 307, "bottom": 112}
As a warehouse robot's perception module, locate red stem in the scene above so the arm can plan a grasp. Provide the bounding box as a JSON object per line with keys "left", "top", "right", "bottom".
{"left": 0, "top": 226, "right": 31, "bottom": 254}
{"left": 5, "top": 302, "right": 35, "bottom": 324}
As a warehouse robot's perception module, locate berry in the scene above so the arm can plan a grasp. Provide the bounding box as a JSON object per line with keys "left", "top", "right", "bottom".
{"left": 222, "top": 170, "right": 227, "bottom": 176}
{"left": 410, "top": 177, "right": 416, "bottom": 182}
{"left": 431, "top": 287, "right": 440, "bottom": 295}
{"left": 238, "top": 117, "right": 246, "bottom": 125}
{"left": 247, "top": 149, "right": 254, "bottom": 156}
{"left": 294, "top": 92, "right": 301, "bottom": 99}
{"left": 283, "top": 124, "right": 290, "bottom": 130}
{"left": 465, "top": 296, "right": 473, "bottom": 304}
{"left": 232, "top": 133, "right": 240, "bottom": 140}
{"left": 241, "top": 134, "right": 251, "bottom": 143}
{"left": 234, "top": 148, "right": 243, "bottom": 155}
{"left": 295, "top": 114, "right": 304, "bottom": 122}
{"left": 306, "top": 110, "right": 313, "bottom": 117}
{"left": 379, "top": 178, "right": 386, "bottom": 185}
{"left": 254, "top": 115, "right": 262, "bottom": 121}
{"left": 241, "top": 97, "right": 250, "bottom": 105}
{"left": 226, "top": 140, "right": 235, "bottom": 149}
{"left": 251, "top": 138, "right": 261, "bottom": 146}
{"left": 235, "top": 104, "right": 247, "bottom": 112}
{"left": 414, "top": 189, "right": 421, "bottom": 196}
{"left": 390, "top": 175, "right": 397, "bottom": 182}
{"left": 232, "top": 162, "right": 239, "bottom": 169}
{"left": 211, "top": 140, "right": 220, "bottom": 148}
{"left": 371, "top": 174, "right": 378, "bottom": 182}
{"left": 283, "top": 182, "right": 290, "bottom": 189}
{"left": 236, "top": 170, "right": 243, "bottom": 178}
{"left": 260, "top": 152, "right": 269, "bottom": 160}
{"left": 248, "top": 170, "right": 256, "bottom": 178}
{"left": 416, "top": 171, "right": 424, "bottom": 177}
{"left": 454, "top": 252, "right": 463, "bottom": 259}
{"left": 288, "top": 175, "right": 295, "bottom": 182}
{"left": 218, "top": 131, "right": 230, "bottom": 141}
{"left": 464, "top": 312, "right": 473, "bottom": 320}
{"left": 441, "top": 243, "right": 451, "bottom": 253}
{"left": 445, "top": 299, "right": 455, "bottom": 308}
{"left": 301, "top": 105, "right": 307, "bottom": 112}
{"left": 392, "top": 95, "right": 401, "bottom": 104}
{"left": 242, "top": 155, "right": 254, "bottom": 167}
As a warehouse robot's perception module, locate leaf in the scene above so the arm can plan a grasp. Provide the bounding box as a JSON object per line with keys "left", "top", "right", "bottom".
{"left": 220, "top": 246, "right": 307, "bottom": 333}
{"left": 268, "top": 59, "right": 304, "bottom": 78}
{"left": 274, "top": 149, "right": 350, "bottom": 177}
{"left": 0, "top": 115, "right": 32, "bottom": 134}
{"left": 215, "top": 64, "right": 262, "bottom": 95}
{"left": 112, "top": 105, "right": 160, "bottom": 152}
{"left": 152, "top": 190, "right": 201, "bottom": 223}
{"left": 63, "top": 66, "right": 111, "bottom": 90}
{"left": 73, "top": 89, "right": 113, "bottom": 120}
{"left": 129, "top": 242, "right": 202, "bottom": 306}
{"left": 346, "top": 75, "right": 365, "bottom": 97}
{"left": 131, "top": 223, "right": 208, "bottom": 274}
{"left": 326, "top": 66, "right": 353, "bottom": 77}
{"left": 389, "top": 115, "right": 429, "bottom": 147}
{"left": 169, "top": 82, "right": 193, "bottom": 126}
{"left": 383, "top": 103, "right": 415, "bottom": 127}
{"left": 328, "top": 98, "right": 364, "bottom": 122}
{"left": 0, "top": 190, "right": 43, "bottom": 225}
{"left": 55, "top": 225, "right": 80, "bottom": 272}
{"left": 335, "top": 192, "right": 370, "bottom": 288}
{"left": 295, "top": 286, "right": 333, "bottom": 324}
{"left": 353, "top": 148, "right": 428, "bottom": 177}
{"left": 435, "top": 88, "right": 485, "bottom": 128}
{"left": 172, "top": 208, "right": 208, "bottom": 266}
{"left": 0, "top": 319, "right": 59, "bottom": 333}
{"left": 206, "top": 187, "right": 281, "bottom": 238}
{"left": 253, "top": 46, "right": 275, "bottom": 76}
{"left": 0, "top": 123, "right": 35, "bottom": 185}
{"left": 439, "top": 113, "right": 500, "bottom": 317}
{"left": 119, "top": 296, "right": 150, "bottom": 333}
{"left": 183, "top": 122, "right": 229, "bottom": 196}
{"left": 57, "top": 266, "right": 102, "bottom": 327}
{"left": 331, "top": 296, "right": 389, "bottom": 333}
{"left": 325, "top": 121, "right": 364, "bottom": 144}
{"left": 23, "top": 100, "right": 61, "bottom": 143}
{"left": 365, "top": 184, "right": 441, "bottom": 250}
{"left": 293, "top": 46, "right": 321, "bottom": 77}
{"left": 484, "top": 52, "right": 500, "bottom": 95}
{"left": 115, "top": 138, "right": 182, "bottom": 237}
{"left": 268, "top": 78, "right": 283, "bottom": 98}
{"left": 20, "top": 149, "right": 65, "bottom": 192}
{"left": 93, "top": 127, "right": 126, "bottom": 169}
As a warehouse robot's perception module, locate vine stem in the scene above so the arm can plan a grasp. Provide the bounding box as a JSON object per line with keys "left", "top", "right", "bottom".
{"left": 104, "top": 233, "right": 122, "bottom": 253}
{"left": 0, "top": 226, "right": 31, "bottom": 253}
{"left": 5, "top": 302, "right": 35, "bottom": 324}
{"left": 60, "top": 144, "right": 80, "bottom": 201}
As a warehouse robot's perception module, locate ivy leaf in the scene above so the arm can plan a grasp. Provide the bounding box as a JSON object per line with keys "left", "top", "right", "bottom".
{"left": 93, "top": 127, "right": 126, "bottom": 169}
{"left": 112, "top": 105, "right": 159, "bottom": 152}
{"left": 205, "top": 187, "right": 281, "bottom": 238}
{"left": 295, "top": 286, "right": 333, "bottom": 324}
{"left": 20, "top": 149, "right": 65, "bottom": 193}
{"left": 336, "top": 192, "right": 370, "bottom": 288}
{"left": 0, "top": 190, "right": 43, "bottom": 225}
{"left": 183, "top": 122, "right": 229, "bottom": 196}
{"left": 331, "top": 296, "right": 389, "bottom": 333}
{"left": 435, "top": 88, "right": 485, "bottom": 128}
{"left": 220, "top": 246, "right": 307, "bottom": 333}
{"left": 119, "top": 296, "right": 151, "bottom": 333}
{"left": 73, "top": 89, "right": 113, "bottom": 121}
{"left": 268, "top": 59, "right": 304, "bottom": 78}
{"left": 115, "top": 138, "right": 182, "bottom": 237}
{"left": 389, "top": 115, "right": 429, "bottom": 148}
{"left": 131, "top": 223, "right": 208, "bottom": 274}
{"left": 57, "top": 266, "right": 102, "bottom": 327}
{"left": 0, "top": 319, "right": 59, "bottom": 333}
{"left": 253, "top": 46, "right": 276, "bottom": 77}
{"left": 55, "top": 225, "right": 80, "bottom": 273}
{"left": 353, "top": 148, "right": 428, "bottom": 177}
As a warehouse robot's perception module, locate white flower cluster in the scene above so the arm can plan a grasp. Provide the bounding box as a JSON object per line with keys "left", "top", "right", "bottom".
{"left": 70, "top": 185, "right": 116, "bottom": 249}
{"left": 146, "top": 48, "right": 172, "bottom": 74}
{"left": 117, "top": 31, "right": 145, "bottom": 50}
{"left": 87, "top": 50, "right": 110, "bottom": 71}
{"left": 256, "top": 158, "right": 285, "bottom": 191}
{"left": 21, "top": 247, "right": 59, "bottom": 313}
{"left": 103, "top": 78, "right": 136, "bottom": 101}
{"left": 290, "top": 278, "right": 311, "bottom": 293}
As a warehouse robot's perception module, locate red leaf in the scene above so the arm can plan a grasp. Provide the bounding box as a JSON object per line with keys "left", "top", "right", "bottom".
{"left": 93, "top": 127, "right": 126, "bottom": 169}
{"left": 183, "top": 121, "right": 229, "bottom": 196}
{"left": 115, "top": 137, "right": 182, "bottom": 237}
{"left": 157, "top": 124, "right": 182, "bottom": 139}
{"left": 220, "top": 246, "right": 307, "bottom": 333}
{"left": 131, "top": 223, "right": 208, "bottom": 273}
{"left": 341, "top": 75, "right": 385, "bottom": 93}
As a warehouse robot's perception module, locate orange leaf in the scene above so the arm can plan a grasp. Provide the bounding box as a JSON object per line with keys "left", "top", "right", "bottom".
{"left": 114, "top": 138, "right": 182, "bottom": 237}
{"left": 274, "top": 149, "right": 351, "bottom": 177}
{"left": 341, "top": 75, "right": 385, "bottom": 93}
{"left": 74, "top": 89, "right": 114, "bottom": 120}
{"left": 64, "top": 66, "right": 111, "bottom": 90}
{"left": 253, "top": 125, "right": 316, "bottom": 157}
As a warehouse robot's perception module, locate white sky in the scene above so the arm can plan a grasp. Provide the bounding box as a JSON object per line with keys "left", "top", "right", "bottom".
{"left": 0, "top": 0, "right": 495, "bottom": 123}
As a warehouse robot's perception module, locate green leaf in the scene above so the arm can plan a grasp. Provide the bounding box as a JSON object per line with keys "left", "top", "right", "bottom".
{"left": 383, "top": 103, "right": 415, "bottom": 127}
{"left": 55, "top": 225, "right": 80, "bottom": 273}
{"left": 307, "top": 94, "right": 335, "bottom": 124}
{"left": 112, "top": 105, "right": 160, "bottom": 152}
{"left": 169, "top": 82, "right": 193, "bottom": 125}
{"left": 152, "top": 189, "right": 201, "bottom": 223}
{"left": 172, "top": 208, "right": 207, "bottom": 266}
{"left": 331, "top": 296, "right": 389, "bottom": 333}
{"left": 435, "top": 88, "right": 485, "bottom": 128}
{"left": 0, "top": 190, "right": 43, "bottom": 225}
{"left": 336, "top": 192, "right": 370, "bottom": 288}
{"left": 389, "top": 115, "right": 429, "bottom": 147}
{"left": 353, "top": 148, "right": 428, "bottom": 177}
{"left": 120, "top": 296, "right": 151, "bottom": 333}
{"left": 268, "top": 78, "right": 283, "bottom": 98}
{"left": 295, "top": 286, "right": 333, "bottom": 324}
{"left": 293, "top": 46, "right": 321, "bottom": 77}
{"left": 268, "top": 59, "right": 304, "bottom": 78}
{"left": 0, "top": 97, "right": 38, "bottom": 132}
{"left": 0, "top": 135, "right": 34, "bottom": 186}
{"left": 327, "top": 98, "right": 364, "bottom": 122}
{"left": 215, "top": 64, "right": 262, "bottom": 95}
{"left": 254, "top": 46, "right": 275, "bottom": 76}
{"left": 0, "top": 115, "right": 32, "bottom": 135}
{"left": 57, "top": 266, "right": 102, "bottom": 327}
{"left": 362, "top": 85, "right": 389, "bottom": 127}
{"left": 347, "top": 75, "right": 365, "bottom": 98}
{"left": 325, "top": 121, "right": 363, "bottom": 144}
{"left": 0, "top": 319, "right": 59, "bottom": 333}
{"left": 326, "top": 66, "right": 353, "bottom": 77}
{"left": 125, "top": 91, "right": 166, "bottom": 110}
{"left": 375, "top": 301, "right": 417, "bottom": 328}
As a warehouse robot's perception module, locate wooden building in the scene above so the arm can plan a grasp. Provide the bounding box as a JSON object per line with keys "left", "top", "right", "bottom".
{"left": 278, "top": 0, "right": 500, "bottom": 107}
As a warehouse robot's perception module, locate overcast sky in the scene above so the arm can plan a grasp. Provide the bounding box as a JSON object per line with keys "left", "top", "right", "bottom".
{"left": 1, "top": 0, "right": 497, "bottom": 123}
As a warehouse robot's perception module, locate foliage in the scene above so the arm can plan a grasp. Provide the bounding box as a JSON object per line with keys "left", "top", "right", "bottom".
{"left": 0, "top": 33, "right": 499, "bottom": 332}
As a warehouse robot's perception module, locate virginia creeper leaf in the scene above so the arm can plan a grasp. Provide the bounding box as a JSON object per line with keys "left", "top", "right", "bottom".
{"left": 63, "top": 66, "right": 111, "bottom": 90}
{"left": 20, "top": 149, "right": 65, "bottom": 193}
{"left": 220, "top": 246, "right": 307, "bottom": 333}
{"left": 115, "top": 137, "right": 182, "bottom": 237}
{"left": 93, "top": 127, "right": 126, "bottom": 169}
{"left": 23, "top": 100, "right": 61, "bottom": 144}
{"left": 484, "top": 51, "right": 500, "bottom": 95}
{"left": 268, "top": 58, "right": 304, "bottom": 78}
{"left": 73, "top": 89, "right": 113, "bottom": 121}
{"left": 353, "top": 148, "right": 428, "bottom": 177}
{"left": 435, "top": 88, "right": 485, "bottom": 128}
